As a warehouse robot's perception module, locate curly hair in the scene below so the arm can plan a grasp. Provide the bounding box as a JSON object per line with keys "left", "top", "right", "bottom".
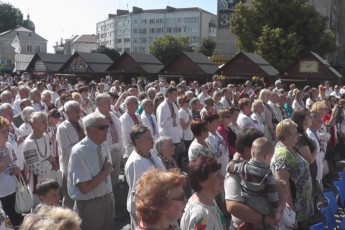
{"left": 188, "top": 156, "right": 221, "bottom": 192}
{"left": 21, "top": 205, "right": 81, "bottom": 230}
{"left": 135, "top": 168, "right": 185, "bottom": 225}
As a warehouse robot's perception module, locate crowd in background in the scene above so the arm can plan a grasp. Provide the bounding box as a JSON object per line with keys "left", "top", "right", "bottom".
{"left": 0, "top": 72, "right": 344, "bottom": 230}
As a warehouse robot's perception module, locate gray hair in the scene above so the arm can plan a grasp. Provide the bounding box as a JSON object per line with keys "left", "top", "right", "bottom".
{"left": 141, "top": 99, "right": 153, "bottom": 108}
{"left": 95, "top": 93, "right": 111, "bottom": 106}
{"left": 258, "top": 89, "right": 271, "bottom": 102}
{"left": 190, "top": 97, "right": 200, "bottom": 107}
{"left": 185, "top": 91, "right": 194, "bottom": 98}
{"left": 0, "top": 103, "right": 12, "bottom": 116}
{"left": 41, "top": 90, "right": 51, "bottom": 100}
{"left": 64, "top": 100, "right": 80, "bottom": 112}
{"left": 124, "top": 96, "right": 138, "bottom": 106}
{"left": 29, "top": 88, "right": 40, "bottom": 99}
{"left": 30, "top": 111, "right": 47, "bottom": 125}
{"left": 83, "top": 112, "right": 106, "bottom": 129}
{"left": 154, "top": 136, "right": 172, "bottom": 154}
{"left": 0, "top": 90, "right": 12, "bottom": 101}
{"left": 21, "top": 106, "right": 35, "bottom": 123}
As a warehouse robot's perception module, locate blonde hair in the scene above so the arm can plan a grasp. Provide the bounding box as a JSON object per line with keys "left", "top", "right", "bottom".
{"left": 251, "top": 99, "right": 264, "bottom": 113}
{"left": 21, "top": 205, "right": 81, "bottom": 230}
{"left": 251, "top": 137, "right": 274, "bottom": 158}
{"left": 311, "top": 101, "right": 328, "bottom": 113}
{"left": 275, "top": 119, "right": 297, "bottom": 141}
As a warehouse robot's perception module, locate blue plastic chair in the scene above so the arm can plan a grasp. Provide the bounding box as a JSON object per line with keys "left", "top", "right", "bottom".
{"left": 334, "top": 180, "right": 345, "bottom": 208}
{"left": 324, "top": 191, "right": 338, "bottom": 215}
{"left": 320, "top": 206, "right": 336, "bottom": 230}
{"left": 340, "top": 218, "right": 345, "bottom": 230}
{"left": 309, "top": 222, "right": 325, "bottom": 230}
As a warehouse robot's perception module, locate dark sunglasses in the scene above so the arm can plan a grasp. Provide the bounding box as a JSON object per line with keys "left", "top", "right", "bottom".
{"left": 90, "top": 125, "right": 109, "bottom": 130}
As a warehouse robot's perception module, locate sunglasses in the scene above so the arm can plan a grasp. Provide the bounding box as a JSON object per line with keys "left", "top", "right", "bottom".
{"left": 170, "top": 193, "right": 186, "bottom": 202}
{"left": 90, "top": 125, "right": 109, "bottom": 130}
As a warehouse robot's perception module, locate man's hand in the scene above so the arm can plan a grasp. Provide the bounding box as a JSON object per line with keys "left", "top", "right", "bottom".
{"left": 102, "top": 157, "right": 112, "bottom": 175}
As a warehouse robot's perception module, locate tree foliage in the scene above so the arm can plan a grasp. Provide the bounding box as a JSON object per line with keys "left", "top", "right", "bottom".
{"left": 149, "top": 35, "right": 193, "bottom": 64}
{"left": 230, "top": 0, "right": 336, "bottom": 71}
{"left": 198, "top": 36, "right": 216, "bottom": 57}
{"left": 0, "top": 2, "right": 23, "bottom": 33}
{"left": 92, "top": 45, "right": 120, "bottom": 62}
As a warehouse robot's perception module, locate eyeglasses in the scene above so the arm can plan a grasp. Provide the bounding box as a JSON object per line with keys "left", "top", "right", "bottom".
{"left": 169, "top": 193, "right": 186, "bottom": 202}
{"left": 90, "top": 125, "right": 109, "bottom": 130}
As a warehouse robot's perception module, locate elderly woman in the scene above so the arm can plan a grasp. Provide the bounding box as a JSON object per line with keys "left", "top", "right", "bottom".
{"left": 259, "top": 89, "right": 275, "bottom": 141}
{"left": 155, "top": 136, "right": 178, "bottom": 170}
{"left": 21, "top": 205, "right": 81, "bottom": 230}
{"left": 251, "top": 99, "right": 269, "bottom": 138}
{"left": 41, "top": 90, "right": 56, "bottom": 110}
{"left": 135, "top": 169, "right": 186, "bottom": 230}
{"left": 18, "top": 106, "right": 35, "bottom": 139}
{"left": 188, "top": 120, "right": 213, "bottom": 160}
{"left": 23, "top": 112, "right": 62, "bottom": 207}
{"left": 0, "top": 116, "right": 23, "bottom": 228}
{"left": 270, "top": 119, "right": 313, "bottom": 229}
{"left": 213, "top": 91, "right": 224, "bottom": 112}
{"left": 125, "top": 124, "right": 166, "bottom": 229}
{"left": 180, "top": 156, "right": 225, "bottom": 230}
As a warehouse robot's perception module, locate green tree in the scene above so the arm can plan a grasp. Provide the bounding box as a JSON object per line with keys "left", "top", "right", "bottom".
{"left": 230, "top": 0, "right": 336, "bottom": 71}
{"left": 198, "top": 36, "right": 216, "bottom": 57}
{"left": 149, "top": 35, "right": 193, "bottom": 64}
{"left": 0, "top": 2, "right": 23, "bottom": 33}
{"left": 92, "top": 45, "right": 120, "bottom": 62}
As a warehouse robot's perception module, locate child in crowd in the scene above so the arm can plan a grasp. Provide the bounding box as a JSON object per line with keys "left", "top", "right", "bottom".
{"left": 36, "top": 179, "right": 61, "bottom": 208}
{"left": 228, "top": 137, "right": 279, "bottom": 229}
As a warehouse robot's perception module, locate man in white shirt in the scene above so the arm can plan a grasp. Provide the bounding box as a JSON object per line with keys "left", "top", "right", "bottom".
{"left": 197, "top": 84, "right": 210, "bottom": 106}
{"left": 141, "top": 99, "right": 159, "bottom": 141}
{"left": 30, "top": 88, "right": 47, "bottom": 113}
{"left": 68, "top": 113, "right": 114, "bottom": 230}
{"left": 268, "top": 92, "right": 284, "bottom": 123}
{"left": 119, "top": 96, "right": 142, "bottom": 158}
{"left": 325, "top": 81, "right": 333, "bottom": 97}
{"left": 13, "top": 85, "right": 30, "bottom": 116}
{"left": 156, "top": 87, "right": 183, "bottom": 160}
{"left": 56, "top": 100, "right": 84, "bottom": 209}
{"left": 94, "top": 93, "right": 124, "bottom": 206}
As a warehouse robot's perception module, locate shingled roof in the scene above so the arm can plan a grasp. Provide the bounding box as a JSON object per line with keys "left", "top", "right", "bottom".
{"left": 26, "top": 52, "right": 71, "bottom": 72}
{"left": 108, "top": 51, "right": 164, "bottom": 74}
{"left": 61, "top": 52, "right": 113, "bottom": 73}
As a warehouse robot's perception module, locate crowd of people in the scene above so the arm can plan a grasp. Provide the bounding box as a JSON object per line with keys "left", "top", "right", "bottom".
{"left": 0, "top": 72, "right": 344, "bottom": 230}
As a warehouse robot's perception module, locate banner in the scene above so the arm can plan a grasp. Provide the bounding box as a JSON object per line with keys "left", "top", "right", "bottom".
{"left": 11, "top": 35, "right": 21, "bottom": 53}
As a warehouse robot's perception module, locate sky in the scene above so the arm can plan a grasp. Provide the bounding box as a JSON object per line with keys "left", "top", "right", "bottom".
{"left": 7, "top": 0, "right": 217, "bottom": 53}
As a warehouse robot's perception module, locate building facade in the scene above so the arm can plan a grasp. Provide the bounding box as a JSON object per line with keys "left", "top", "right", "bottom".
{"left": 0, "top": 27, "right": 47, "bottom": 72}
{"left": 53, "top": 34, "right": 97, "bottom": 55}
{"left": 308, "top": 0, "right": 345, "bottom": 76}
{"left": 96, "top": 6, "right": 217, "bottom": 54}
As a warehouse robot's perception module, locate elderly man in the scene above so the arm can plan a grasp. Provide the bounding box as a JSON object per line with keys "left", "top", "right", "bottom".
{"left": 30, "top": 88, "right": 47, "bottom": 112}
{"left": 68, "top": 113, "right": 114, "bottom": 230}
{"left": 125, "top": 124, "right": 166, "bottom": 229}
{"left": 0, "top": 90, "right": 13, "bottom": 104}
{"left": 94, "top": 93, "right": 124, "bottom": 205}
{"left": 13, "top": 98, "right": 32, "bottom": 128}
{"left": 119, "top": 96, "right": 142, "bottom": 157}
{"left": 13, "top": 85, "right": 30, "bottom": 116}
{"left": 140, "top": 99, "right": 159, "bottom": 141}
{"left": 56, "top": 100, "right": 84, "bottom": 209}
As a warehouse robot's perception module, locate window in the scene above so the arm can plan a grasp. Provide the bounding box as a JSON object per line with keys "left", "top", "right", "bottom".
{"left": 27, "top": 44, "right": 32, "bottom": 53}
{"left": 149, "top": 19, "right": 155, "bottom": 24}
{"left": 140, "top": 19, "right": 147, "bottom": 24}
{"left": 133, "top": 19, "right": 139, "bottom": 25}
{"left": 124, "top": 29, "right": 130, "bottom": 35}
{"left": 124, "top": 20, "right": 130, "bottom": 25}
{"left": 116, "top": 30, "right": 122, "bottom": 35}
{"left": 184, "top": 17, "right": 200, "bottom": 23}
{"left": 124, "top": 48, "right": 130, "bottom": 52}
{"left": 36, "top": 45, "right": 41, "bottom": 52}
{"left": 116, "top": 39, "right": 122, "bottom": 43}
{"left": 149, "top": 28, "right": 155, "bottom": 34}
{"left": 124, "top": 38, "right": 130, "bottom": 43}
{"left": 139, "top": 28, "right": 146, "bottom": 34}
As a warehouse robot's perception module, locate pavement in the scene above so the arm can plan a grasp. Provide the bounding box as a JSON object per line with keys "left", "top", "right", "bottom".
{"left": 114, "top": 174, "right": 130, "bottom": 230}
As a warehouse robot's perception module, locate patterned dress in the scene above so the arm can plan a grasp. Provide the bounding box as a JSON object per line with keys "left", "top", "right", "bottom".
{"left": 270, "top": 142, "right": 314, "bottom": 223}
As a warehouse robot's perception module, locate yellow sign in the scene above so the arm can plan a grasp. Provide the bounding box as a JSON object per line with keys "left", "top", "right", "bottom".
{"left": 299, "top": 61, "right": 318, "bottom": 73}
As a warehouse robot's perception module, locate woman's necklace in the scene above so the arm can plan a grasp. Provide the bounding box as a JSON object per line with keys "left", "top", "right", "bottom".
{"left": 32, "top": 133, "right": 48, "bottom": 159}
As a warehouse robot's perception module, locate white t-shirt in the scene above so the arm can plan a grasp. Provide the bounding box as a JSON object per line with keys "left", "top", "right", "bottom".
{"left": 178, "top": 108, "right": 193, "bottom": 141}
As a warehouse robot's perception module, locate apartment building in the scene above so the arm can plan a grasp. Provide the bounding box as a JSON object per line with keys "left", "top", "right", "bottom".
{"left": 96, "top": 6, "right": 217, "bottom": 54}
